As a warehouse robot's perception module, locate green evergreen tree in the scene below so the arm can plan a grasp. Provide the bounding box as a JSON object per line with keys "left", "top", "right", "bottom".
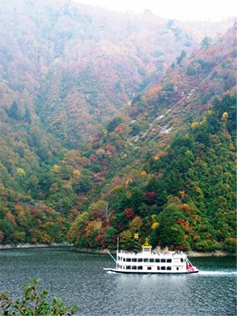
{"left": 25, "top": 107, "right": 32, "bottom": 124}
{"left": 8, "top": 101, "right": 20, "bottom": 120}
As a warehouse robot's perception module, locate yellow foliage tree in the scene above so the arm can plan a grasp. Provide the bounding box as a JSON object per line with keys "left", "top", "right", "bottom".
{"left": 222, "top": 112, "right": 228, "bottom": 120}
{"left": 151, "top": 222, "right": 159, "bottom": 230}
{"left": 16, "top": 168, "right": 26, "bottom": 176}
{"left": 52, "top": 165, "right": 61, "bottom": 173}
{"left": 129, "top": 216, "right": 143, "bottom": 233}
{"left": 154, "top": 151, "right": 167, "bottom": 161}
{"left": 14, "top": 204, "right": 24, "bottom": 214}
{"left": 140, "top": 171, "right": 147, "bottom": 177}
{"left": 96, "top": 148, "right": 105, "bottom": 156}
{"left": 181, "top": 203, "right": 192, "bottom": 212}
{"left": 73, "top": 169, "right": 81, "bottom": 178}
{"left": 191, "top": 122, "right": 199, "bottom": 129}
{"left": 68, "top": 212, "right": 89, "bottom": 241}
{"left": 85, "top": 220, "right": 102, "bottom": 237}
{"left": 89, "top": 200, "right": 107, "bottom": 213}
{"left": 110, "top": 185, "right": 124, "bottom": 196}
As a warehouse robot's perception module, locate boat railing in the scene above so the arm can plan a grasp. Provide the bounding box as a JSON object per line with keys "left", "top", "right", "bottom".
{"left": 117, "top": 250, "right": 184, "bottom": 256}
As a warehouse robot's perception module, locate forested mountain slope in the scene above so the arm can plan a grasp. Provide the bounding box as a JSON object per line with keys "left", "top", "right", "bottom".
{"left": 67, "top": 25, "right": 237, "bottom": 252}
{"left": 128, "top": 22, "right": 237, "bottom": 150}
{"left": 0, "top": 0, "right": 200, "bottom": 244}
{"left": 0, "top": 0, "right": 206, "bottom": 146}
{"left": 68, "top": 94, "right": 236, "bottom": 252}
{"left": 0, "top": 1, "right": 236, "bottom": 250}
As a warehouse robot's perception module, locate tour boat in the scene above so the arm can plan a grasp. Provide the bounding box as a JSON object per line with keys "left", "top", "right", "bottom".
{"left": 104, "top": 239, "right": 199, "bottom": 274}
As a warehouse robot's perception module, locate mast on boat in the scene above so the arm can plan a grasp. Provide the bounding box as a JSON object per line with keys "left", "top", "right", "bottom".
{"left": 116, "top": 237, "right": 119, "bottom": 268}
{"left": 134, "top": 233, "right": 139, "bottom": 253}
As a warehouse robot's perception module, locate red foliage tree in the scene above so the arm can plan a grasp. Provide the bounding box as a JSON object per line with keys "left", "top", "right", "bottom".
{"left": 124, "top": 208, "right": 134, "bottom": 219}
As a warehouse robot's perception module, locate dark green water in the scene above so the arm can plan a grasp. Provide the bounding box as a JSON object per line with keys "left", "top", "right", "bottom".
{"left": 0, "top": 248, "right": 236, "bottom": 316}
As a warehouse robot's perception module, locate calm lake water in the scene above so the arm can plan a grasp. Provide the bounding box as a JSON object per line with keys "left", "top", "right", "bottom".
{"left": 0, "top": 248, "right": 236, "bottom": 316}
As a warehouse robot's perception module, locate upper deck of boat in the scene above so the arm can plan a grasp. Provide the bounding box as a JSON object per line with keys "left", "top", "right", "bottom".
{"left": 117, "top": 250, "right": 187, "bottom": 258}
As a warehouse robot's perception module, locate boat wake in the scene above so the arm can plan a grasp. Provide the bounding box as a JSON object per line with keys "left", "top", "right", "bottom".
{"left": 198, "top": 271, "right": 237, "bottom": 276}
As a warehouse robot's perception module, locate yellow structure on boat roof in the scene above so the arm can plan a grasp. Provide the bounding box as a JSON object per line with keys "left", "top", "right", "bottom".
{"left": 142, "top": 238, "right": 152, "bottom": 249}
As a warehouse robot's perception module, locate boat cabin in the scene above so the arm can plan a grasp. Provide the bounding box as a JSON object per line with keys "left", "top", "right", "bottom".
{"left": 104, "top": 238, "right": 198, "bottom": 274}
{"left": 114, "top": 239, "right": 195, "bottom": 273}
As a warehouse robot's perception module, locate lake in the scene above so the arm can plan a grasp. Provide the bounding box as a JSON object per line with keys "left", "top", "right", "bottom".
{"left": 0, "top": 248, "right": 236, "bottom": 316}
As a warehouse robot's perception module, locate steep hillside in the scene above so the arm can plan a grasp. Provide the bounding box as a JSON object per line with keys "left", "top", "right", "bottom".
{"left": 0, "top": 0, "right": 202, "bottom": 146}
{"left": 0, "top": 1, "right": 236, "bottom": 250}
{"left": 68, "top": 94, "right": 236, "bottom": 252}
{"left": 0, "top": 0, "right": 202, "bottom": 244}
{"left": 67, "top": 25, "right": 236, "bottom": 252}
{"left": 126, "top": 22, "right": 237, "bottom": 156}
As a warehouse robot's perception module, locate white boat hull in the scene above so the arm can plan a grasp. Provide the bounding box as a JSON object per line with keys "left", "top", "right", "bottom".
{"left": 104, "top": 267, "right": 199, "bottom": 274}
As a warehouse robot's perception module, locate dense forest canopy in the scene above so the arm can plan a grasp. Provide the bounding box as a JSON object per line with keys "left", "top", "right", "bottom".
{"left": 0, "top": 0, "right": 236, "bottom": 252}
{"left": 68, "top": 95, "right": 236, "bottom": 252}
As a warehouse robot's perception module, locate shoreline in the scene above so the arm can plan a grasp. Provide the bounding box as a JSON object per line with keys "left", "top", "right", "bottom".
{"left": 73, "top": 248, "right": 235, "bottom": 257}
{"left": 0, "top": 244, "right": 235, "bottom": 257}
{"left": 0, "top": 243, "right": 72, "bottom": 250}
{"left": 186, "top": 250, "right": 235, "bottom": 257}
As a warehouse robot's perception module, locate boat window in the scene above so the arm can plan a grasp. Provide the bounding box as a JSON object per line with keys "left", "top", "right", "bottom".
{"left": 147, "top": 267, "right": 152, "bottom": 270}
{"left": 132, "top": 266, "right": 137, "bottom": 270}
{"left": 157, "top": 266, "right": 160, "bottom": 270}
{"left": 144, "top": 259, "right": 148, "bottom": 262}
{"left": 167, "top": 266, "right": 172, "bottom": 270}
{"left": 126, "top": 266, "right": 131, "bottom": 270}
{"left": 167, "top": 259, "right": 172, "bottom": 263}
{"left": 138, "top": 266, "right": 143, "bottom": 270}
{"left": 181, "top": 258, "right": 184, "bottom": 262}
{"left": 155, "top": 259, "right": 160, "bottom": 263}
{"left": 132, "top": 258, "right": 137, "bottom": 262}
{"left": 161, "top": 259, "right": 166, "bottom": 263}
{"left": 150, "top": 259, "right": 154, "bottom": 263}
{"left": 123, "top": 258, "right": 126, "bottom": 262}
{"left": 138, "top": 258, "right": 143, "bottom": 262}
{"left": 161, "top": 266, "right": 166, "bottom": 270}
{"left": 177, "top": 267, "right": 179, "bottom": 271}
{"left": 127, "top": 258, "right": 131, "bottom": 262}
